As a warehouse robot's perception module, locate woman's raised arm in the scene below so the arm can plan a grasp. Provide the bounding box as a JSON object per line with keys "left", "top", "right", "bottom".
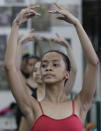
{"left": 49, "top": 2, "right": 99, "bottom": 122}
{"left": 53, "top": 33, "right": 77, "bottom": 95}
{"left": 5, "top": 6, "right": 40, "bottom": 123}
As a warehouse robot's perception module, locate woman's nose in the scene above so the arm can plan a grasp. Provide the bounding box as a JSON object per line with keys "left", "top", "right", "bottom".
{"left": 36, "top": 71, "right": 40, "bottom": 76}
{"left": 46, "top": 68, "right": 52, "bottom": 71}
{"left": 45, "top": 65, "right": 52, "bottom": 71}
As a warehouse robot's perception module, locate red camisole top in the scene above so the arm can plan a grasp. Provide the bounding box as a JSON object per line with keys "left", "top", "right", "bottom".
{"left": 32, "top": 101, "right": 83, "bottom": 131}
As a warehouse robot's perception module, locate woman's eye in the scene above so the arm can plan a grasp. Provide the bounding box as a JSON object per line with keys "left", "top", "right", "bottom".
{"left": 53, "top": 64, "right": 59, "bottom": 67}
{"left": 41, "top": 64, "right": 47, "bottom": 68}
{"left": 33, "top": 69, "right": 37, "bottom": 72}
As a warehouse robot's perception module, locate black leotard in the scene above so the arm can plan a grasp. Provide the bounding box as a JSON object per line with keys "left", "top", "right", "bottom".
{"left": 26, "top": 83, "right": 37, "bottom": 99}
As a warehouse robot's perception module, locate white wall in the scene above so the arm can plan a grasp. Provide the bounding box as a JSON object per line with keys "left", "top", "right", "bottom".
{"left": 36, "top": 0, "right": 81, "bottom": 4}
{"left": 0, "top": 91, "right": 15, "bottom": 110}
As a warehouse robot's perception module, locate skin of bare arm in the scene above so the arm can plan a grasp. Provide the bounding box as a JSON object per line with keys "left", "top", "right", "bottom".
{"left": 75, "top": 21, "right": 99, "bottom": 122}
{"left": 18, "top": 87, "right": 33, "bottom": 131}
{"left": 35, "top": 39, "right": 43, "bottom": 57}
{"left": 16, "top": 31, "right": 37, "bottom": 95}
{"left": 16, "top": 30, "right": 37, "bottom": 71}
{"left": 19, "top": 117, "right": 30, "bottom": 131}
{"left": 16, "top": 38, "right": 27, "bottom": 96}
{"left": 53, "top": 33, "right": 77, "bottom": 95}
{"left": 49, "top": 2, "right": 99, "bottom": 123}
{"left": 48, "top": 39, "right": 54, "bottom": 50}
{"left": 5, "top": 6, "right": 41, "bottom": 128}
{"left": 18, "top": 30, "right": 43, "bottom": 58}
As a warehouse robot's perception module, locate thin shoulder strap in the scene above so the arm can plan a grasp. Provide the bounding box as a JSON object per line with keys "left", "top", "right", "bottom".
{"left": 72, "top": 101, "right": 75, "bottom": 114}
{"left": 38, "top": 102, "right": 44, "bottom": 115}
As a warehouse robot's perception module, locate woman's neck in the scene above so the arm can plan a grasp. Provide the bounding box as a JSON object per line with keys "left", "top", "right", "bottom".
{"left": 45, "top": 81, "right": 67, "bottom": 103}
{"left": 29, "top": 74, "right": 34, "bottom": 79}
{"left": 38, "top": 83, "right": 45, "bottom": 88}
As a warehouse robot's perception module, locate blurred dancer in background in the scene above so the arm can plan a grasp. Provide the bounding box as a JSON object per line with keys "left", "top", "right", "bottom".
{"left": 16, "top": 31, "right": 45, "bottom": 130}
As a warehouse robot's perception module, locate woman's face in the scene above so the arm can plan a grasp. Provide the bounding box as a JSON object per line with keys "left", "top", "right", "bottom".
{"left": 26, "top": 58, "right": 37, "bottom": 75}
{"left": 41, "top": 52, "right": 68, "bottom": 84}
{"left": 33, "top": 61, "right": 42, "bottom": 84}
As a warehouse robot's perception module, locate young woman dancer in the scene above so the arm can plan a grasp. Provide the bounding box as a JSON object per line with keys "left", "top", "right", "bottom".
{"left": 5, "top": 3, "right": 99, "bottom": 131}
{"left": 53, "top": 33, "right": 77, "bottom": 95}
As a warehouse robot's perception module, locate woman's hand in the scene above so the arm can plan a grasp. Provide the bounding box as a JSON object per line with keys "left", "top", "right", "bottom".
{"left": 53, "top": 33, "right": 70, "bottom": 49}
{"left": 18, "top": 29, "right": 39, "bottom": 44}
{"left": 14, "top": 5, "right": 40, "bottom": 25}
{"left": 41, "top": 36, "right": 50, "bottom": 41}
{"left": 49, "top": 2, "right": 78, "bottom": 25}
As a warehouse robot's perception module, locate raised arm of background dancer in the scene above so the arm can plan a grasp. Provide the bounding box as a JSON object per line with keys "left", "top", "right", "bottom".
{"left": 17, "top": 30, "right": 42, "bottom": 89}
{"left": 41, "top": 37, "right": 54, "bottom": 50}
{"left": 34, "top": 38, "right": 43, "bottom": 57}
{"left": 54, "top": 33, "right": 77, "bottom": 95}
{"left": 49, "top": 2, "right": 99, "bottom": 115}
{"left": 18, "top": 30, "right": 43, "bottom": 58}
{"left": 16, "top": 31, "right": 35, "bottom": 88}
{"left": 15, "top": 37, "right": 22, "bottom": 71}
{"left": 15, "top": 38, "right": 27, "bottom": 91}
{"left": 16, "top": 29, "right": 36, "bottom": 70}
{"left": 5, "top": 6, "right": 40, "bottom": 119}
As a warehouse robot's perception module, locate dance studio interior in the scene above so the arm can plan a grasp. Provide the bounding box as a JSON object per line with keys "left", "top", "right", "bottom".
{"left": 0, "top": 0, "right": 101, "bottom": 130}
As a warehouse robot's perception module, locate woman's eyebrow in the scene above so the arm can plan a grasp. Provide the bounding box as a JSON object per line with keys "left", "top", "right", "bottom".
{"left": 52, "top": 60, "right": 59, "bottom": 62}
{"left": 42, "top": 60, "right": 48, "bottom": 63}
{"left": 42, "top": 59, "right": 60, "bottom": 63}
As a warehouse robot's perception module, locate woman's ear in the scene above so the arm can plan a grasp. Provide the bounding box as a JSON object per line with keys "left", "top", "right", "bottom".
{"left": 64, "top": 72, "right": 70, "bottom": 79}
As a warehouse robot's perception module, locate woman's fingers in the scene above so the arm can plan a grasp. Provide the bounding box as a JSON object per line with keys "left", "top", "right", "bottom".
{"left": 21, "top": 7, "right": 40, "bottom": 18}
{"left": 29, "top": 5, "right": 40, "bottom": 9}
{"left": 24, "top": 11, "right": 40, "bottom": 20}
{"left": 56, "top": 16, "right": 65, "bottom": 20}
{"left": 27, "top": 5, "right": 40, "bottom": 16}
{"left": 56, "top": 33, "right": 60, "bottom": 38}
{"left": 55, "top": 34, "right": 62, "bottom": 42}
{"left": 55, "top": 33, "right": 66, "bottom": 45}
{"left": 54, "top": 36, "right": 59, "bottom": 42}
{"left": 24, "top": 10, "right": 40, "bottom": 17}
{"left": 20, "top": 31, "right": 35, "bottom": 44}
{"left": 49, "top": 3, "right": 76, "bottom": 24}
{"left": 31, "top": 10, "right": 40, "bottom": 16}
{"left": 30, "top": 28, "right": 34, "bottom": 33}
{"left": 15, "top": 7, "right": 40, "bottom": 25}
{"left": 54, "top": 2, "right": 64, "bottom": 10}
{"left": 42, "top": 37, "right": 47, "bottom": 41}
{"left": 42, "top": 36, "right": 50, "bottom": 41}
{"left": 48, "top": 10, "right": 59, "bottom": 14}
{"left": 49, "top": 3, "right": 65, "bottom": 15}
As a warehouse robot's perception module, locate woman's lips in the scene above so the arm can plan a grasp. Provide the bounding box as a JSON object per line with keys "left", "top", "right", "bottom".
{"left": 44, "top": 74, "right": 55, "bottom": 78}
